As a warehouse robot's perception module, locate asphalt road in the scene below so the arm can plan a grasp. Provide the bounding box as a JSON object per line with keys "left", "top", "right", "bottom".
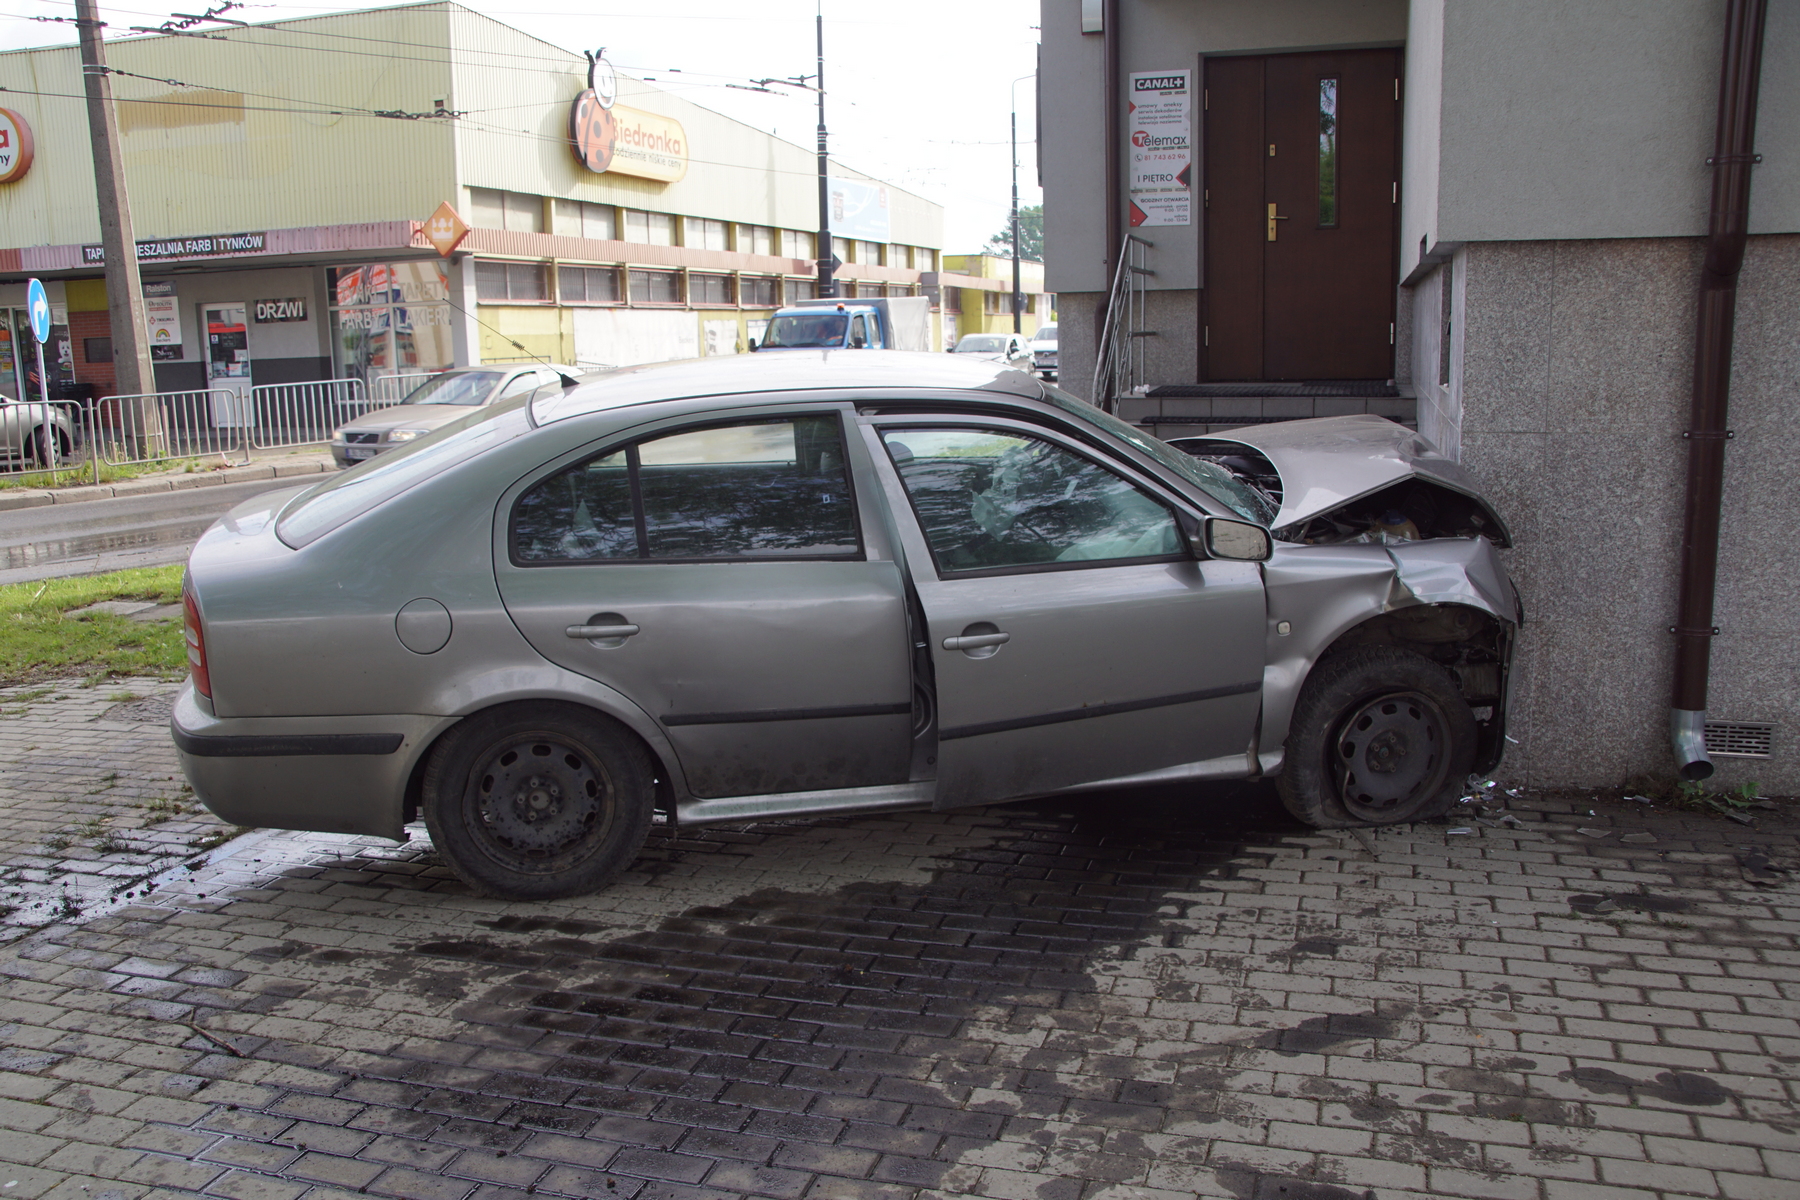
{"left": 0, "top": 477, "right": 307, "bottom": 585}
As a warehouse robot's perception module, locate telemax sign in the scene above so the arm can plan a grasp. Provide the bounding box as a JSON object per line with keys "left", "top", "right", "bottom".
{"left": 1127, "top": 71, "right": 1192, "bottom": 228}
{"left": 82, "top": 231, "right": 268, "bottom": 264}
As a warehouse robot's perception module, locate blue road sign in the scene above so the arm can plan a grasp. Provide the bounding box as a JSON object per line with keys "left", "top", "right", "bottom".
{"left": 26, "top": 278, "right": 50, "bottom": 343}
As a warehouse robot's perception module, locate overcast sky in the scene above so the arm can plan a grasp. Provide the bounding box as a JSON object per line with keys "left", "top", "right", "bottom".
{"left": 2, "top": 0, "right": 1044, "bottom": 252}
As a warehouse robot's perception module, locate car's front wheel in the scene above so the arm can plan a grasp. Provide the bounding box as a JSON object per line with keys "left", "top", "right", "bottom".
{"left": 422, "top": 702, "right": 655, "bottom": 899}
{"left": 1278, "top": 645, "right": 1476, "bottom": 828}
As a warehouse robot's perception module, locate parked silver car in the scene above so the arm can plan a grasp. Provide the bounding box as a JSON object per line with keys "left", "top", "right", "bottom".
{"left": 1, "top": 392, "right": 76, "bottom": 468}
{"left": 173, "top": 353, "right": 1517, "bottom": 900}
{"left": 1029, "top": 322, "right": 1058, "bottom": 380}
{"left": 949, "top": 332, "right": 1031, "bottom": 369}
{"left": 329, "top": 364, "right": 579, "bottom": 468}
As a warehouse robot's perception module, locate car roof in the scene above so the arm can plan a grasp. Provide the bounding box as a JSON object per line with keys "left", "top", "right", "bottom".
{"left": 534, "top": 350, "right": 1042, "bottom": 425}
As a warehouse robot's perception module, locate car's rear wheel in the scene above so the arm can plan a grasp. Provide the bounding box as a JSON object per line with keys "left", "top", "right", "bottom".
{"left": 1278, "top": 645, "right": 1475, "bottom": 828}
{"left": 422, "top": 702, "right": 654, "bottom": 899}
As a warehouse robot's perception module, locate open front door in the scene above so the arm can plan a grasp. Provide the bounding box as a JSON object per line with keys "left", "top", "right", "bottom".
{"left": 1203, "top": 49, "right": 1401, "bottom": 381}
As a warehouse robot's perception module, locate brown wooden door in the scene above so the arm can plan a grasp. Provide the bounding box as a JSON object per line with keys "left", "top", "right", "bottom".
{"left": 1202, "top": 50, "right": 1401, "bottom": 381}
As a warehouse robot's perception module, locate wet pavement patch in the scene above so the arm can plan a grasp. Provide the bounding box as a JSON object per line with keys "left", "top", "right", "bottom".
{"left": 1559, "top": 1066, "right": 1736, "bottom": 1106}
{"left": 1568, "top": 891, "right": 1693, "bottom": 916}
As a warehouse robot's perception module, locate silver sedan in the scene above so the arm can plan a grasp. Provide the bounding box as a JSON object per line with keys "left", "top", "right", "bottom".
{"left": 173, "top": 353, "right": 1518, "bottom": 899}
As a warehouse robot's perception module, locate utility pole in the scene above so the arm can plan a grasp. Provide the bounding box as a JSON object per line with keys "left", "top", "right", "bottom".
{"left": 814, "top": 11, "right": 835, "bottom": 299}
{"left": 74, "top": 0, "right": 158, "bottom": 407}
{"left": 1010, "top": 109, "right": 1023, "bottom": 334}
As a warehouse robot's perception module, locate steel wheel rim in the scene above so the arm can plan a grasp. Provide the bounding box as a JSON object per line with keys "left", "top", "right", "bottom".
{"left": 1330, "top": 689, "right": 1452, "bottom": 821}
{"left": 463, "top": 731, "right": 617, "bottom": 873}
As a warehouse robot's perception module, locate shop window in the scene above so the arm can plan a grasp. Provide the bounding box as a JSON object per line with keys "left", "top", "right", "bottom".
{"left": 476, "top": 261, "right": 549, "bottom": 302}
{"left": 741, "top": 277, "right": 779, "bottom": 307}
{"left": 690, "top": 219, "right": 728, "bottom": 252}
{"left": 630, "top": 269, "right": 682, "bottom": 304}
{"left": 470, "top": 188, "right": 543, "bottom": 233}
{"left": 329, "top": 262, "right": 453, "bottom": 381}
{"left": 560, "top": 266, "right": 621, "bottom": 304}
{"left": 84, "top": 337, "right": 113, "bottom": 363}
{"left": 784, "top": 279, "right": 816, "bottom": 305}
{"left": 740, "top": 225, "right": 774, "bottom": 256}
{"left": 554, "top": 199, "right": 616, "bottom": 240}
{"left": 690, "top": 273, "right": 733, "bottom": 305}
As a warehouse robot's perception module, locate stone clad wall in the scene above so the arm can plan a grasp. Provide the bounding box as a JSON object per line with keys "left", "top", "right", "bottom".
{"left": 1453, "top": 234, "right": 1800, "bottom": 792}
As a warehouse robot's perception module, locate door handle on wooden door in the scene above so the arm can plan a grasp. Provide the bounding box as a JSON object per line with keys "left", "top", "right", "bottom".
{"left": 1267, "top": 203, "right": 1290, "bottom": 241}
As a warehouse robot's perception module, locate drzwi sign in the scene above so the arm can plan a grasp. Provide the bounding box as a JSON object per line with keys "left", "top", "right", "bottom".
{"left": 253, "top": 298, "right": 307, "bottom": 323}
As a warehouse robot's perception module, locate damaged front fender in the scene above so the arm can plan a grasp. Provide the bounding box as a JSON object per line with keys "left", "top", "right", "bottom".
{"left": 1262, "top": 536, "right": 1520, "bottom": 775}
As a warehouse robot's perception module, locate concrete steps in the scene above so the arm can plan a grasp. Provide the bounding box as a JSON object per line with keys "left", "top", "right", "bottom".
{"left": 1119, "top": 384, "right": 1416, "bottom": 437}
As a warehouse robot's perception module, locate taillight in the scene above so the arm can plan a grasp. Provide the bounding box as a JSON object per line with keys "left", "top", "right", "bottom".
{"left": 182, "top": 580, "right": 211, "bottom": 699}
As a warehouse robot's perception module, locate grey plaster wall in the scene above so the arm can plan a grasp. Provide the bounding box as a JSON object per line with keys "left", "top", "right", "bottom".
{"left": 1039, "top": 0, "right": 1407, "bottom": 294}
{"left": 1403, "top": 0, "right": 1800, "bottom": 280}
{"left": 1455, "top": 234, "right": 1800, "bottom": 793}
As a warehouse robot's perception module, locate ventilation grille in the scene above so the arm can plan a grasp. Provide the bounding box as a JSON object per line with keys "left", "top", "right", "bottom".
{"left": 1704, "top": 721, "right": 1775, "bottom": 758}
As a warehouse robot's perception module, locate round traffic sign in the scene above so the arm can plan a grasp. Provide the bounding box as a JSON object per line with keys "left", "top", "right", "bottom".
{"left": 26, "top": 277, "right": 50, "bottom": 343}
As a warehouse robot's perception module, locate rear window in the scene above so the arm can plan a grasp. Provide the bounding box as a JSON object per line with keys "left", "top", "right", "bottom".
{"left": 276, "top": 395, "right": 530, "bottom": 548}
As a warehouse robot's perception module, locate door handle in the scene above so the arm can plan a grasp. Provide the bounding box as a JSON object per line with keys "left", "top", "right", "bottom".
{"left": 566, "top": 624, "right": 640, "bottom": 639}
{"left": 943, "top": 632, "right": 1010, "bottom": 651}
{"left": 1267, "top": 202, "right": 1290, "bottom": 241}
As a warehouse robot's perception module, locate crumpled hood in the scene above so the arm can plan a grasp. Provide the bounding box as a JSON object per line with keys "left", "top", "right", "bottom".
{"left": 1219, "top": 414, "right": 1510, "bottom": 543}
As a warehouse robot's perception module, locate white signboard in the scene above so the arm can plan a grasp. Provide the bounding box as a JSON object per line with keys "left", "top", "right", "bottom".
{"left": 1127, "top": 70, "right": 1192, "bottom": 228}
{"left": 143, "top": 282, "right": 183, "bottom": 360}
{"left": 828, "top": 177, "right": 891, "bottom": 242}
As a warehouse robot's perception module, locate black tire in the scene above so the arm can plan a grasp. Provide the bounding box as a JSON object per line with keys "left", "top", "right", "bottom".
{"left": 1277, "top": 645, "right": 1476, "bottom": 829}
{"left": 422, "top": 702, "right": 655, "bottom": 899}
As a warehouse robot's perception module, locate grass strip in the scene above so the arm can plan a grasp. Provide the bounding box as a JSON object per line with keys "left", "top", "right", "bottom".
{"left": 0, "top": 564, "right": 187, "bottom": 686}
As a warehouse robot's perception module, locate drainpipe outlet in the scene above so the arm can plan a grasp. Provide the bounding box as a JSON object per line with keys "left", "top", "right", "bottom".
{"left": 1670, "top": 709, "right": 1714, "bottom": 781}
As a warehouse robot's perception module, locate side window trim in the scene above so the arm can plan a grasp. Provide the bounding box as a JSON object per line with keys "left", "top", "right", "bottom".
{"left": 508, "top": 410, "right": 868, "bottom": 567}
{"left": 873, "top": 420, "right": 1188, "bottom": 582}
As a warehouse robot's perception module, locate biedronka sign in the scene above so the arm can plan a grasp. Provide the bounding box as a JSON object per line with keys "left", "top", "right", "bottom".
{"left": 568, "top": 54, "right": 688, "bottom": 184}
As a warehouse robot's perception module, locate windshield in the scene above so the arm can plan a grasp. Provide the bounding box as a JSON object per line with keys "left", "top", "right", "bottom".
{"left": 954, "top": 335, "right": 1008, "bottom": 353}
{"left": 762, "top": 313, "right": 847, "bottom": 348}
{"left": 276, "top": 394, "right": 530, "bottom": 548}
{"left": 1040, "top": 384, "right": 1277, "bottom": 525}
{"left": 1031, "top": 325, "right": 1057, "bottom": 343}
{"left": 401, "top": 370, "right": 503, "bottom": 406}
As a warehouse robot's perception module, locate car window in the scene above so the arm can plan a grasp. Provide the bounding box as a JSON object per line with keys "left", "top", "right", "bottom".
{"left": 403, "top": 370, "right": 502, "bottom": 406}
{"left": 512, "top": 414, "right": 861, "bottom": 564}
{"left": 954, "top": 335, "right": 1007, "bottom": 353}
{"left": 881, "top": 426, "right": 1181, "bottom": 575}
{"left": 848, "top": 315, "right": 869, "bottom": 348}
{"left": 495, "top": 372, "right": 546, "bottom": 402}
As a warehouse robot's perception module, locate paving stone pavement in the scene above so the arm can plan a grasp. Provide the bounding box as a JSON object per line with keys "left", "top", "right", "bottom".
{"left": 1, "top": 687, "right": 1798, "bottom": 1200}
{"left": 0, "top": 678, "right": 236, "bottom": 935}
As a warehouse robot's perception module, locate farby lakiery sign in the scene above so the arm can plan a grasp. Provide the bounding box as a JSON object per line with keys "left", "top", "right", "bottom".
{"left": 0, "top": 108, "right": 34, "bottom": 185}
{"left": 1127, "top": 71, "right": 1191, "bottom": 227}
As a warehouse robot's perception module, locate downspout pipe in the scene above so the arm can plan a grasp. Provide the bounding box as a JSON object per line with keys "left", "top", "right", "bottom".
{"left": 1671, "top": 0, "right": 1767, "bottom": 780}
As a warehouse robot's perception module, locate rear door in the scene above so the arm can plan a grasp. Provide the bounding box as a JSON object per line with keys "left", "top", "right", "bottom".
{"left": 864, "top": 415, "right": 1267, "bottom": 808}
{"left": 495, "top": 405, "right": 914, "bottom": 799}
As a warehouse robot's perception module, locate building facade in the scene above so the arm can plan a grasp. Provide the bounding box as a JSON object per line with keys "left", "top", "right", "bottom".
{"left": 939, "top": 254, "right": 1052, "bottom": 347}
{"left": 0, "top": 2, "right": 947, "bottom": 402}
{"left": 1040, "top": 0, "right": 1800, "bottom": 791}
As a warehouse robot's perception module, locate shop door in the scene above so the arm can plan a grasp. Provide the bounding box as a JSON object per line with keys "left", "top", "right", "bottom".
{"left": 203, "top": 304, "right": 253, "bottom": 427}
{"left": 1203, "top": 50, "right": 1401, "bottom": 381}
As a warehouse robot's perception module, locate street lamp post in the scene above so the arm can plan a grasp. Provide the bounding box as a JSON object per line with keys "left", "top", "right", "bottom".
{"left": 1010, "top": 74, "right": 1035, "bottom": 335}
{"left": 814, "top": 12, "right": 834, "bottom": 299}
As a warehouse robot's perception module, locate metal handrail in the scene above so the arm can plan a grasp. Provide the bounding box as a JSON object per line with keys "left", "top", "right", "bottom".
{"left": 1091, "top": 232, "right": 1154, "bottom": 413}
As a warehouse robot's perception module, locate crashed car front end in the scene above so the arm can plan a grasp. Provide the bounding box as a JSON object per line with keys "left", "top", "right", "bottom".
{"left": 1169, "top": 416, "right": 1521, "bottom": 780}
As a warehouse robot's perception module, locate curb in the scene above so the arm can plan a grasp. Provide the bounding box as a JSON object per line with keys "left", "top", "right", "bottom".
{"left": 0, "top": 459, "right": 334, "bottom": 511}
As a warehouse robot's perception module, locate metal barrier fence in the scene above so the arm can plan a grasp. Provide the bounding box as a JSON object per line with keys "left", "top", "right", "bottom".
{"left": 249, "top": 379, "right": 367, "bottom": 450}
{"left": 0, "top": 399, "right": 88, "bottom": 479}
{"left": 88, "top": 389, "right": 250, "bottom": 473}
{"left": 369, "top": 372, "right": 433, "bottom": 406}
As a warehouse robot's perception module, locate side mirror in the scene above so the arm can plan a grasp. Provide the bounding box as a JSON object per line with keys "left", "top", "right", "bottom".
{"left": 1203, "top": 516, "right": 1273, "bottom": 562}
{"left": 748, "top": 339, "right": 759, "bottom": 352}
